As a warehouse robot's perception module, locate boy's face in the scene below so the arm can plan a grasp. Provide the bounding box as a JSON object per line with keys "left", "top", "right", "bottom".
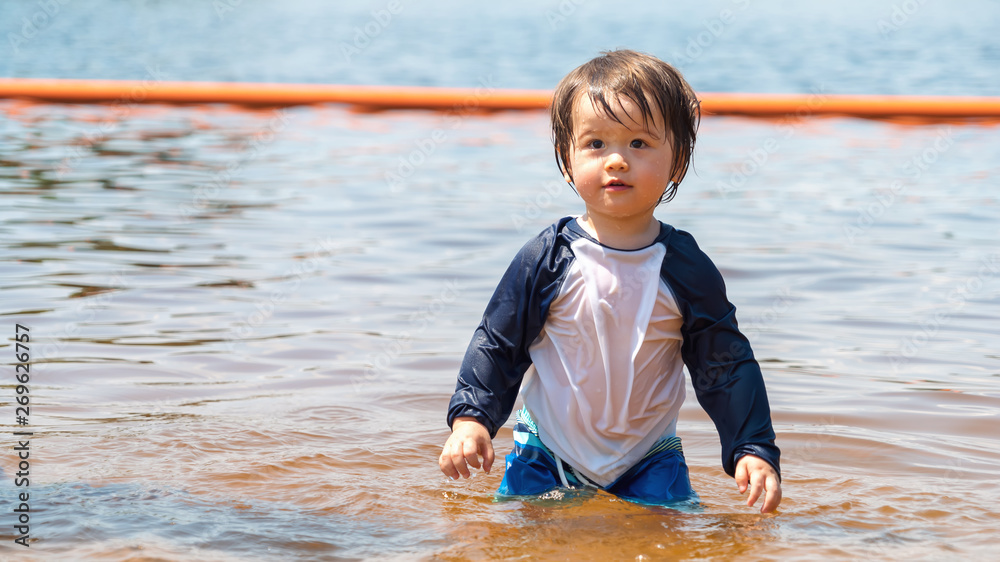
{"left": 564, "top": 93, "right": 677, "bottom": 224}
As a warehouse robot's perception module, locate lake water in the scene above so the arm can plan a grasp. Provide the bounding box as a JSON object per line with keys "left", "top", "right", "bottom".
{"left": 2, "top": 1, "right": 1000, "bottom": 560}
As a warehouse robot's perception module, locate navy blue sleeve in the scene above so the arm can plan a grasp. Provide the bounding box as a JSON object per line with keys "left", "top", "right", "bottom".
{"left": 660, "top": 228, "right": 781, "bottom": 479}
{"left": 447, "top": 218, "right": 574, "bottom": 438}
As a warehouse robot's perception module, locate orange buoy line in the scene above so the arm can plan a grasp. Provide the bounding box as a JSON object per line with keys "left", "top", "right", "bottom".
{"left": 0, "top": 78, "right": 549, "bottom": 111}
{"left": 2, "top": 77, "right": 1000, "bottom": 119}
{"left": 701, "top": 92, "right": 1000, "bottom": 119}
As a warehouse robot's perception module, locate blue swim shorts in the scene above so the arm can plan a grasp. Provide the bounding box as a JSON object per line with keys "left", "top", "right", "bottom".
{"left": 496, "top": 407, "right": 697, "bottom": 506}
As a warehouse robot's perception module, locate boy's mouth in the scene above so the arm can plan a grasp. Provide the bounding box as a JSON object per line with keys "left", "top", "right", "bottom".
{"left": 604, "top": 179, "right": 631, "bottom": 190}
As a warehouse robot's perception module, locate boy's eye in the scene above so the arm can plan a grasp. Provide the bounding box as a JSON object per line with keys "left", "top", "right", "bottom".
{"left": 630, "top": 139, "right": 646, "bottom": 148}
{"left": 589, "top": 140, "right": 605, "bottom": 149}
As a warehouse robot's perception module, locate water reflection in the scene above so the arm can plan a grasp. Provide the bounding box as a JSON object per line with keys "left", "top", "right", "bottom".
{"left": 0, "top": 100, "right": 998, "bottom": 559}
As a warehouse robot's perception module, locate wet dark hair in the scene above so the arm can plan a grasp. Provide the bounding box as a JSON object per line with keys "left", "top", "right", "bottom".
{"left": 551, "top": 49, "right": 700, "bottom": 203}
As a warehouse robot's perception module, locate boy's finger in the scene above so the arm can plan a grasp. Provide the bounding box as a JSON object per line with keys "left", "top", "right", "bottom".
{"left": 482, "top": 442, "right": 495, "bottom": 474}
{"left": 463, "top": 440, "right": 482, "bottom": 470}
{"left": 735, "top": 461, "right": 749, "bottom": 494}
{"left": 440, "top": 448, "right": 465, "bottom": 479}
{"left": 760, "top": 476, "right": 782, "bottom": 513}
{"left": 439, "top": 454, "right": 456, "bottom": 479}
{"left": 447, "top": 444, "right": 471, "bottom": 478}
{"left": 745, "top": 473, "right": 763, "bottom": 507}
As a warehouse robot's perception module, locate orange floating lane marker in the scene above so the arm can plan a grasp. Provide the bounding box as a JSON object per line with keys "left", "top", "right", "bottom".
{"left": 0, "top": 78, "right": 552, "bottom": 110}
{"left": 700, "top": 92, "right": 1000, "bottom": 119}
{"left": 2, "top": 78, "right": 1000, "bottom": 118}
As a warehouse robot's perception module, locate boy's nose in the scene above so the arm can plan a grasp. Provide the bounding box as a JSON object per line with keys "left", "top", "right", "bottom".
{"left": 604, "top": 152, "right": 628, "bottom": 171}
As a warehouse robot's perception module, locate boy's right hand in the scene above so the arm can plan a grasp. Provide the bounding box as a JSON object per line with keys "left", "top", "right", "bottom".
{"left": 439, "top": 417, "right": 494, "bottom": 479}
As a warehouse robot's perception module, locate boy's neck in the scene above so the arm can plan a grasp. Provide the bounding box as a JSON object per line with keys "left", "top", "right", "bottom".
{"left": 578, "top": 211, "right": 661, "bottom": 250}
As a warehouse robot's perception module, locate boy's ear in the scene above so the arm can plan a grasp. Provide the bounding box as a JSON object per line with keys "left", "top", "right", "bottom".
{"left": 556, "top": 148, "right": 574, "bottom": 184}
{"left": 670, "top": 154, "right": 689, "bottom": 184}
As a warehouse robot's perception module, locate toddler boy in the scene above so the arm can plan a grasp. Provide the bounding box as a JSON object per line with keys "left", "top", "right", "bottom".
{"left": 439, "top": 50, "right": 781, "bottom": 512}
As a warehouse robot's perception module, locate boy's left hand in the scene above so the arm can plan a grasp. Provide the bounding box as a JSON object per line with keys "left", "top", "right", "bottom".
{"left": 735, "top": 454, "right": 782, "bottom": 513}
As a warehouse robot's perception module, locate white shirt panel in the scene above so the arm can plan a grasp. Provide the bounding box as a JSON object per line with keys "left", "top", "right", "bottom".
{"left": 520, "top": 234, "right": 686, "bottom": 486}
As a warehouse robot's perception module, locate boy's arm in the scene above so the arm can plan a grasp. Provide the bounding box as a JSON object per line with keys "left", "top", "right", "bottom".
{"left": 446, "top": 221, "right": 571, "bottom": 438}
{"left": 684, "top": 307, "right": 781, "bottom": 478}
{"left": 662, "top": 230, "right": 781, "bottom": 481}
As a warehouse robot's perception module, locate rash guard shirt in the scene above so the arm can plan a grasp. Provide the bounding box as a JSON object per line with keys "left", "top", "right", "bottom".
{"left": 447, "top": 217, "right": 780, "bottom": 482}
